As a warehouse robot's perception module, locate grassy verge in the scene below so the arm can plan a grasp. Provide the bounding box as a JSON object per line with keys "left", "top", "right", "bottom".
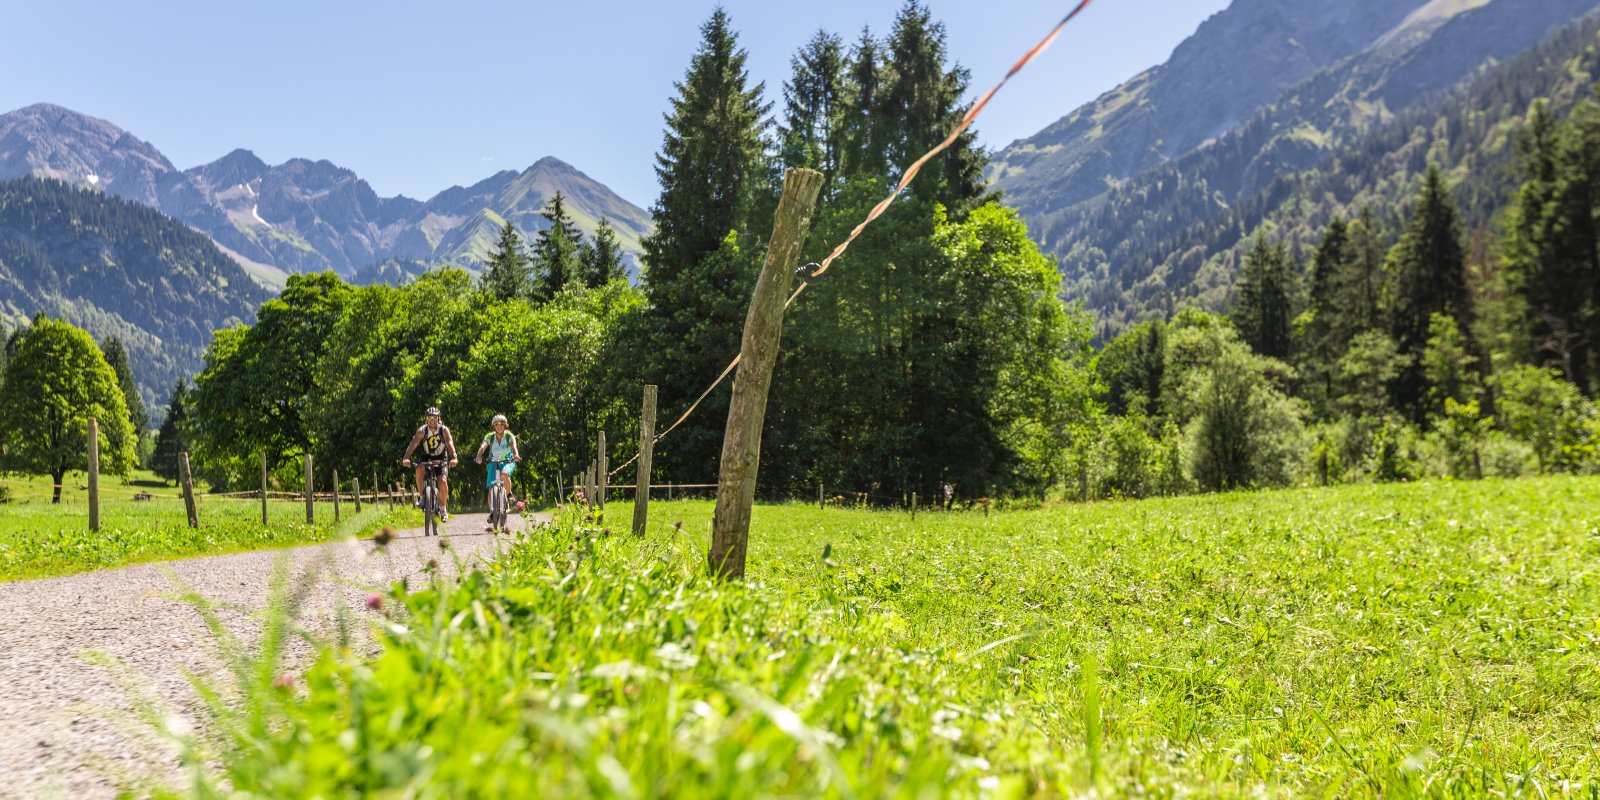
{"left": 160, "top": 477, "right": 1600, "bottom": 797}
{"left": 0, "top": 472, "right": 409, "bottom": 581}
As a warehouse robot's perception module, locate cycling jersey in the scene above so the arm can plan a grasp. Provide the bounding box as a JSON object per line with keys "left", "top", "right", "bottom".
{"left": 482, "top": 431, "right": 518, "bottom": 463}
{"left": 416, "top": 424, "right": 450, "bottom": 458}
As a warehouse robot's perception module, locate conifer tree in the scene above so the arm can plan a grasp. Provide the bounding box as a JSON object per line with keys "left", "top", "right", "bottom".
{"left": 839, "top": 27, "right": 888, "bottom": 181}
{"left": 579, "top": 218, "right": 628, "bottom": 288}
{"left": 642, "top": 8, "right": 770, "bottom": 288}
{"left": 638, "top": 8, "right": 771, "bottom": 477}
{"left": 152, "top": 379, "right": 189, "bottom": 484}
{"left": 779, "top": 30, "right": 845, "bottom": 191}
{"left": 879, "top": 0, "right": 986, "bottom": 210}
{"left": 1387, "top": 165, "right": 1471, "bottom": 421}
{"left": 530, "top": 192, "right": 585, "bottom": 301}
{"left": 1337, "top": 207, "right": 1387, "bottom": 337}
{"left": 1231, "top": 234, "right": 1295, "bottom": 361}
{"left": 479, "top": 220, "right": 529, "bottom": 301}
{"left": 1301, "top": 219, "right": 1349, "bottom": 410}
{"left": 1504, "top": 99, "right": 1600, "bottom": 390}
{"left": 99, "top": 336, "right": 148, "bottom": 433}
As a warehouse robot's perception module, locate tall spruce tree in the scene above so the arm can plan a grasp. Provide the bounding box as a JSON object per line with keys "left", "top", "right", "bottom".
{"left": 642, "top": 8, "right": 770, "bottom": 284}
{"left": 99, "top": 336, "right": 148, "bottom": 433}
{"left": 1301, "top": 219, "right": 1349, "bottom": 412}
{"left": 639, "top": 8, "right": 771, "bottom": 479}
{"left": 779, "top": 30, "right": 846, "bottom": 191}
{"left": 579, "top": 218, "right": 628, "bottom": 288}
{"left": 839, "top": 27, "right": 888, "bottom": 181}
{"left": 152, "top": 378, "right": 189, "bottom": 484}
{"left": 1504, "top": 98, "right": 1600, "bottom": 391}
{"left": 530, "top": 192, "right": 585, "bottom": 302}
{"left": 1231, "top": 234, "right": 1294, "bottom": 361}
{"left": 479, "top": 220, "right": 529, "bottom": 301}
{"left": 1387, "top": 165, "right": 1471, "bottom": 422}
{"left": 879, "top": 0, "right": 987, "bottom": 209}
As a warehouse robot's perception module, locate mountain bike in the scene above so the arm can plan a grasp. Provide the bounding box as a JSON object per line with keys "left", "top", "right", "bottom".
{"left": 415, "top": 458, "right": 448, "bottom": 537}
{"left": 486, "top": 460, "right": 511, "bottom": 533}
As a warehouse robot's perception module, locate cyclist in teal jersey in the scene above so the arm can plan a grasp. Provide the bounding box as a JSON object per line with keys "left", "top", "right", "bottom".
{"left": 473, "top": 414, "right": 521, "bottom": 530}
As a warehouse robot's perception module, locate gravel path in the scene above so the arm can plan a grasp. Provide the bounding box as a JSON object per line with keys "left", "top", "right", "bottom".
{"left": 0, "top": 510, "right": 542, "bottom": 799}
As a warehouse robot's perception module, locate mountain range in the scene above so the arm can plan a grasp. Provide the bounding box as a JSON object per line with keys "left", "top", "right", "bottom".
{"left": 0, "top": 104, "right": 652, "bottom": 287}
{"left": 991, "top": 0, "right": 1600, "bottom": 336}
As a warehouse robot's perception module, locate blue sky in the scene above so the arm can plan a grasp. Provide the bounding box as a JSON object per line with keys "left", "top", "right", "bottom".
{"left": 1, "top": 0, "right": 1230, "bottom": 206}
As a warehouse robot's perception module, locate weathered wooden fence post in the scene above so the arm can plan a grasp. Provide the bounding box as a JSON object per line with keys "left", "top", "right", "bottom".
{"left": 709, "top": 167, "right": 823, "bottom": 581}
{"left": 597, "top": 432, "right": 608, "bottom": 510}
{"left": 911, "top": 492, "right": 918, "bottom": 520}
{"left": 332, "top": 469, "right": 341, "bottom": 522}
{"left": 818, "top": 482, "right": 824, "bottom": 511}
{"left": 87, "top": 417, "right": 100, "bottom": 532}
{"left": 354, "top": 476, "right": 362, "bottom": 513}
{"left": 260, "top": 453, "right": 269, "bottom": 524}
{"left": 633, "top": 385, "right": 658, "bottom": 536}
{"left": 304, "top": 454, "right": 314, "bottom": 524}
{"left": 180, "top": 452, "right": 199, "bottom": 528}
{"left": 373, "top": 470, "right": 381, "bottom": 510}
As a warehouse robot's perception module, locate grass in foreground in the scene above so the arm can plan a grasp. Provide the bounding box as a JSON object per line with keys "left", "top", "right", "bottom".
{"left": 160, "top": 477, "right": 1600, "bottom": 797}
{"left": 0, "top": 472, "right": 408, "bottom": 581}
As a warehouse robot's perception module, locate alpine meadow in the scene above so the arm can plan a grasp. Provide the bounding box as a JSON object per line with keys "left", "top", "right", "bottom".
{"left": 2, "top": 1, "right": 1600, "bottom": 798}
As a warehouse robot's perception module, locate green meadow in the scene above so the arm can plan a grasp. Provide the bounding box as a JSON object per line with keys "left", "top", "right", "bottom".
{"left": 160, "top": 476, "right": 1600, "bottom": 797}
{"left": 0, "top": 471, "right": 406, "bottom": 581}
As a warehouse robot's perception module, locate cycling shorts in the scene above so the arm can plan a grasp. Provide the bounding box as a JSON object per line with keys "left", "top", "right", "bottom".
{"left": 485, "top": 460, "right": 516, "bottom": 488}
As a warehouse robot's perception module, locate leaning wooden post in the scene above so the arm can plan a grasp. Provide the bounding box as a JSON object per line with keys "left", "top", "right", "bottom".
{"left": 911, "top": 492, "right": 918, "bottom": 521}
{"left": 332, "top": 469, "right": 341, "bottom": 522}
{"left": 709, "top": 167, "right": 823, "bottom": 581}
{"left": 179, "top": 452, "right": 199, "bottom": 528}
{"left": 597, "top": 431, "right": 608, "bottom": 510}
{"left": 633, "top": 385, "right": 658, "bottom": 536}
{"left": 303, "top": 454, "right": 314, "bottom": 524}
{"left": 373, "top": 470, "right": 381, "bottom": 508}
{"left": 353, "top": 477, "right": 362, "bottom": 513}
{"left": 87, "top": 417, "right": 101, "bottom": 532}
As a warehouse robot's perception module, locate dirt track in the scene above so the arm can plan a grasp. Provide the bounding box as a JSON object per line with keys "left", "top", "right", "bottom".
{"left": 0, "top": 510, "right": 536, "bottom": 799}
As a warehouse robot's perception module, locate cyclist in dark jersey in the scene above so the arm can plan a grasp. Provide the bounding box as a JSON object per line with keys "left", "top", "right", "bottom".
{"left": 402, "top": 406, "right": 458, "bottom": 522}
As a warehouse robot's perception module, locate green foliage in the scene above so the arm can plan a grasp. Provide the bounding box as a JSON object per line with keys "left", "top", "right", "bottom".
{"left": 531, "top": 192, "right": 585, "bottom": 301}
{"left": 1229, "top": 233, "right": 1296, "bottom": 360}
{"left": 1420, "top": 312, "right": 1481, "bottom": 418}
{"left": 99, "top": 336, "right": 149, "bottom": 433}
{"left": 1335, "top": 330, "right": 1410, "bottom": 419}
{"left": 578, "top": 217, "right": 628, "bottom": 288}
{"left": 1153, "top": 312, "right": 1307, "bottom": 491}
{"left": 1097, "top": 318, "right": 1166, "bottom": 417}
{"left": 164, "top": 479, "right": 1600, "bottom": 796}
{"left": 189, "top": 273, "right": 352, "bottom": 490}
{"left": 0, "top": 316, "right": 136, "bottom": 499}
{"left": 478, "top": 220, "right": 530, "bottom": 301}
{"left": 1502, "top": 96, "right": 1600, "bottom": 390}
{"left": 1491, "top": 364, "right": 1600, "bottom": 474}
{"left": 150, "top": 379, "right": 190, "bottom": 484}
{"left": 1386, "top": 165, "right": 1470, "bottom": 422}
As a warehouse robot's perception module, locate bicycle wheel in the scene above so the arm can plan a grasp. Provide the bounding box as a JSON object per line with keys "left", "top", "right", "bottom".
{"left": 490, "top": 483, "right": 505, "bottom": 530}
{"left": 424, "top": 484, "right": 438, "bottom": 536}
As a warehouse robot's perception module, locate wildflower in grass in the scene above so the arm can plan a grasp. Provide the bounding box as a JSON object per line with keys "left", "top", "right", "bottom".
{"left": 365, "top": 594, "right": 383, "bottom": 611}
{"left": 424, "top": 558, "right": 438, "bottom": 573}
{"left": 271, "top": 675, "right": 293, "bottom": 691}
{"left": 602, "top": 527, "right": 611, "bottom": 537}
{"left": 372, "top": 526, "right": 395, "bottom": 547}
{"left": 673, "top": 520, "right": 683, "bottom": 532}
{"left": 438, "top": 537, "right": 451, "bottom": 551}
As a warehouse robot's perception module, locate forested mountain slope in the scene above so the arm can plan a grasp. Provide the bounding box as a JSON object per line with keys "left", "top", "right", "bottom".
{"left": 0, "top": 176, "right": 267, "bottom": 407}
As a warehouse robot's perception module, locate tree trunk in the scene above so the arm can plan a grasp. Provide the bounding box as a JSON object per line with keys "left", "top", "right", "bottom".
{"left": 51, "top": 471, "right": 64, "bottom": 504}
